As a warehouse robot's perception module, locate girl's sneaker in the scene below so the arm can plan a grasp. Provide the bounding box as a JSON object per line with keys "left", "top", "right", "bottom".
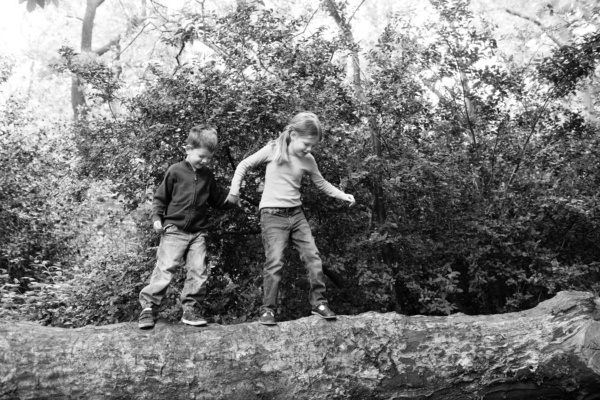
{"left": 311, "top": 304, "right": 336, "bottom": 319}
{"left": 138, "top": 308, "right": 155, "bottom": 329}
{"left": 182, "top": 309, "right": 207, "bottom": 326}
{"left": 259, "top": 310, "right": 276, "bottom": 325}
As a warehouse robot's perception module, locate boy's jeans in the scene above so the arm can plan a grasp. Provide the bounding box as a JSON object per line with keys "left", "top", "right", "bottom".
{"left": 139, "top": 225, "right": 209, "bottom": 311}
{"left": 260, "top": 207, "right": 328, "bottom": 313}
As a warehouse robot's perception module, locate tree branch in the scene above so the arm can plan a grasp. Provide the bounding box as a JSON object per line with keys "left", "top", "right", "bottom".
{"left": 113, "top": 23, "right": 149, "bottom": 61}
{"left": 94, "top": 36, "right": 121, "bottom": 56}
{"left": 3, "top": 292, "right": 600, "bottom": 398}
{"left": 294, "top": 5, "right": 320, "bottom": 37}
{"left": 348, "top": 0, "right": 367, "bottom": 24}
{"left": 505, "top": 9, "right": 564, "bottom": 47}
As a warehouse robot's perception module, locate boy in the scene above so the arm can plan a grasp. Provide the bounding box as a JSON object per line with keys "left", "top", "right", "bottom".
{"left": 138, "top": 125, "right": 231, "bottom": 329}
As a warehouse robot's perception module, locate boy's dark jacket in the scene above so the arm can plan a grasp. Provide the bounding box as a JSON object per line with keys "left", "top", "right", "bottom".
{"left": 151, "top": 160, "right": 230, "bottom": 233}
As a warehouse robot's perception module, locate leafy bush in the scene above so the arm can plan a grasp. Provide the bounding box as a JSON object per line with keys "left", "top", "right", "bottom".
{"left": 7, "top": 1, "right": 600, "bottom": 326}
{"left": 0, "top": 95, "right": 81, "bottom": 320}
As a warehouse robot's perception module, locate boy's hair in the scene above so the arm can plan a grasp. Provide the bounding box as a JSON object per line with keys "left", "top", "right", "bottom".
{"left": 186, "top": 125, "right": 218, "bottom": 152}
{"left": 272, "top": 112, "right": 323, "bottom": 164}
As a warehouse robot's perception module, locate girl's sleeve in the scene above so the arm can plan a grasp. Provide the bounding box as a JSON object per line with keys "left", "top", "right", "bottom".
{"left": 228, "top": 145, "right": 273, "bottom": 196}
{"left": 307, "top": 156, "right": 346, "bottom": 199}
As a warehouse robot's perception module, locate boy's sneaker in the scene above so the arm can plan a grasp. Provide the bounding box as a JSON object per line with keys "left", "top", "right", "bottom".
{"left": 182, "top": 309, "right": 207, "bottom": 326}
{"left": 259, "top": 309, "right": 276, "bottom": 326}
{"left": 312, "top": 304, "right": 336, "bottom": 320}
{"left": 138, "top": 308, "right": 155, "bottom": 329}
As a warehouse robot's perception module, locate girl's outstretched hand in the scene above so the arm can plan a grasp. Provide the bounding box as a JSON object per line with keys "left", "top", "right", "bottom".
{"left": 153, "top": 220, "right": 163, "bottom": 231}
{"left": 226, "top": 194, "right": 240, "bottom": 205}
{"left": 342, "top": 193, "right": 356, "bottom": 207}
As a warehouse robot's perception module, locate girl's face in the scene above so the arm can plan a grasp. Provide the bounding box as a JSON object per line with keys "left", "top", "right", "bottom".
{"left": 289, "top": 132, "right": 319, "bottom": 158}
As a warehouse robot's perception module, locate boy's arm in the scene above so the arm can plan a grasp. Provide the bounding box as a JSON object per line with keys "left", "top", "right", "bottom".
{"left": 227, "top": 145, "right": 272, "bottom": 202}
{"left": 308, "top": 156, "right": 356, "bottom": 206}
{"left": 207, "top": 176, "right": 235, "bottom": 210}
{"left": 151, "top": 169, "right": 174, "bottom": 224}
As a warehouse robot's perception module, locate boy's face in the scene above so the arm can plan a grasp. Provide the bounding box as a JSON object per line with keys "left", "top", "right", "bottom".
{"left": 186, "top": 147, "right": 214, "bottom": 170}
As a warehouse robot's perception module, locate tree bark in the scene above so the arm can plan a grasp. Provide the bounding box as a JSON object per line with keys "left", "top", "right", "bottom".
{"left": 2, "top": 291, "right": 600, "bottom": 399}
{"left": 71, "top": 0, "right": 109, "bottom": 121}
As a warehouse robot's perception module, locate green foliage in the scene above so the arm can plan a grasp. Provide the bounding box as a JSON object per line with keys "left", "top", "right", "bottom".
{"left": 0, "top": 54, "right": 14, "bottom": 85}
{"left": 20, "top": 0, "right": 59, "bottom": 13}
{"left": 538, "top": 32, "right": 600, "bottom": 97}
{"left": 53, "top": 46, "right": 121, "bottom": 103}
{"left": 6, "top": 0, "right": 600, "bottom": 326}
{"left": 61, "top": 5, "right": 362, "bottom": 325}
{"left": 0, "top": 94, "right": 80, "bottom": 321}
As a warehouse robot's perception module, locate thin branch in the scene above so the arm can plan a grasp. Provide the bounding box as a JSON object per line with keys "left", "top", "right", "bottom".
{"left": 175, "top": 42, "right": 186, "bottom": 66}
{"left": 348, "top": 0, "right": 367, "bottom": 24}
{"left": 108, "top": 101, "right": 117, "bottom": 120}
{"left": 112, "top": 23, "right": 149, "bottom": 61}
{"left": 118, "top": 0, "right": 130, "bottom": 19}
{"left": 249, "top": 47, "right": 279, "bottom": 78}
{"left": 195, "top": 0, "right": 207, "bottom": 43}
{"left": 149, "top": 0, "right": 169, "bottom": 21}
{"left": 505, "top": 95, "right": 553, "bottom": 188}
{"left": 294, "top": 5, "right": 320, "bottom": 37}
{"left": 94, "top": 36, "right": 121, "bottom": 56}
{"left": 457, "top": 69, "right": 477, "bottom": 147}
{"left": 505, "top": 9, "right": 564, "bottom": 47}
{"left": 503, "top": 70, "right": 572, "bottom": 195}
{"left": 421, "top": 78, "right": 448, "bottom": 103}
{"left": 66, "top": 13, "right": 83, "bottom": 21}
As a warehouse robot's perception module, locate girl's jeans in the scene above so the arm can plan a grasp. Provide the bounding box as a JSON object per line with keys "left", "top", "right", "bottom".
{"left": 139, "top": 225, "right": 209, "bottom": 311}
{"left": 260, "top": 207, "right": 328, "bottom": 313}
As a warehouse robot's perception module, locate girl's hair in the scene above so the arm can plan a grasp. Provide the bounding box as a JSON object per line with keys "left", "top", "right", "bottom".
{"left": 186, "top": 124, "right": 218, "bottom": 153}
{"left": 272, "top": 112, "right": 323, "bottom": 164}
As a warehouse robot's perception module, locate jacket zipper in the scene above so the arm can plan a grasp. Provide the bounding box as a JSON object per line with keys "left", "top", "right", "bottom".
{"left": 184, "top": 168, "right": 198, "bottom": 231}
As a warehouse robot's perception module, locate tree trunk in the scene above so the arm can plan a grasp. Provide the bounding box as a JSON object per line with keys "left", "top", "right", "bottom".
{"left": 322, "top": 0, "right": 386, "bottom": 227}
{"left": 2, "top": 291, "right": 600, "bottom": 399}
{"left": 71, "top": 0, "right": 106, "bottom": 121}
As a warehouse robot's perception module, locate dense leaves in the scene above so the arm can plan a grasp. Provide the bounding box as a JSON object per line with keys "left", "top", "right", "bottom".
{"left": 0, "top": 95, "right": 80, "bottom": 321}
{"left": 538, "top": 31, "right": 600, "bottom": 97}
{"left": 4, "top": 0, "right": 600, "bottom": 326}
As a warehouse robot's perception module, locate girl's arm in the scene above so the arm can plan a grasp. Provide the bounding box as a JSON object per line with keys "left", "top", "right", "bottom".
{"left": 227, "top": 145, "right": 273, "bottom": 204}
{"left": 307, "top": 156, "right": 356, "bottom": 206}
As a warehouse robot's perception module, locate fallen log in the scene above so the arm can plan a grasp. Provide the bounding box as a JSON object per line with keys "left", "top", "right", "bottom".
{"left": 2, "top": 290, "right": 600, "bottom": 399}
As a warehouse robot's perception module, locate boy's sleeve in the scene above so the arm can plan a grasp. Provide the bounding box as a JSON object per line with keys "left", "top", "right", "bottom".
{"left": 207, "top": 176, "right": 234, "bottom": 210}
{"left": 228, "top": 145, "right": 272, "bottom": 197}
{"left": 151, "top": 168, "right": 174, "bottom": 223}
{"left": 307, "top": 156, "right": 346, "bottom": 200}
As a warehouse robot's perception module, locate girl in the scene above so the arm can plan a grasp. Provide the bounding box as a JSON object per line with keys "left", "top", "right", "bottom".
{"left": 226, "top": 112, "right": 355, "bottom": 325}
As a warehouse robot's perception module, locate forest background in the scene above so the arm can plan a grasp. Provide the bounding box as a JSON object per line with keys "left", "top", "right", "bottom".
{"left": 1, "top": 0, "right": 599, "bottom": 327}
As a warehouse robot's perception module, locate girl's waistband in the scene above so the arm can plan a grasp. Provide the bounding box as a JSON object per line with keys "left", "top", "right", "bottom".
{"left": 260, "top": 206, "right": 303, "bottom": 214}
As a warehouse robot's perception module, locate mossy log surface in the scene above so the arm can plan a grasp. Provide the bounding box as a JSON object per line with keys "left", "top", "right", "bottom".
{"left": 2, "top": 291, "right": 600, "bottom": 399}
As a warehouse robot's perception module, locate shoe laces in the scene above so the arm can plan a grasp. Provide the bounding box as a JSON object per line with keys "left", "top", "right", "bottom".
{"left": 187, "top": 309, "right": 202, "bottom": 317}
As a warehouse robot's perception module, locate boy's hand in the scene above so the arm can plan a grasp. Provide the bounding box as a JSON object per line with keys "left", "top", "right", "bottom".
{"left": 226, "top": 194, "right": 240, "bottom": 205}
{"left": 342, "top": 193, "right": 356, "bottom": 207}
{"left": 153, "top": 220, "right": 163, "bottom": 231}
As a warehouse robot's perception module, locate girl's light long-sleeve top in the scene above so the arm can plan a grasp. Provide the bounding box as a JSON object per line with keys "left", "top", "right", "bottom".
{"left": 229, "top": 144, "right": 346, "bottom": 209}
